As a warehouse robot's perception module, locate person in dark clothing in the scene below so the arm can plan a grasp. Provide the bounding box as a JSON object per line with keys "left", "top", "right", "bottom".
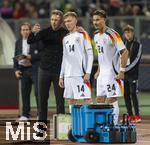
{"left": 14, "top": 22, "right": 42, "bottom": 121}
{"left": 27, "top": 10, "right": 68, "bottom": 122}
{"left": 123, "top": 25, "right": 142, "bottom": 123}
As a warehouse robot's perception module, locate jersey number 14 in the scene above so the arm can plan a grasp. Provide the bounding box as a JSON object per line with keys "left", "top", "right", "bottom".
{"left": 69, "top": 44, "right": 75, "bottom": 52}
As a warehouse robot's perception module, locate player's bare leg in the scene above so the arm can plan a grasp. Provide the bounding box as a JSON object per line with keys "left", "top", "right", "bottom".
{"left": 84, "top": 98, "right": 93, "bottom": 104}
{"left": 68, "top": 99, "right": 77, "bottom": 113}
{"left": 107, "top": 97, "right": 119, "bottom": 125}
{"left": 96, "top": 96, "right": 106, "bottom": 104}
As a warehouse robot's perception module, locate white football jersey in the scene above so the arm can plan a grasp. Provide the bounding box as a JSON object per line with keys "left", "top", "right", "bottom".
{"left": 94, "top": 27, "right": 125, "bottom": 75}
{"left": 60, "top": 31, "right": 93, "bottom": 78}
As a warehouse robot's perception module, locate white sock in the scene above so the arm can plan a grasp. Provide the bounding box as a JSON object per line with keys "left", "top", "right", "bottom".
{"left": 69, "top": 105, "right": 72, "bottom": 114}
{"left": 111, "top": 101, "right": 119, "bottom": 125}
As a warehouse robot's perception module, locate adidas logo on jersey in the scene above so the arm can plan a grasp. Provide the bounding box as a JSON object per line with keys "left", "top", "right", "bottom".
{"left": 80, "top": 93, "right": 85, "bottom": 97}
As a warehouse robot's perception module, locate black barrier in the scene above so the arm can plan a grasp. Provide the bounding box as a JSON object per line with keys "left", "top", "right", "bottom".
{"left": 0, "top": 66, "right": 19, "bottom": 110}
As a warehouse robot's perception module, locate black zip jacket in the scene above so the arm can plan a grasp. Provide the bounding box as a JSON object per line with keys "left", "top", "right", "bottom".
{"left": 124, "top": 38, "right": 142, "bottom": 81}
{"left": 27, "top": 26, "right": 68, "bottom": 74}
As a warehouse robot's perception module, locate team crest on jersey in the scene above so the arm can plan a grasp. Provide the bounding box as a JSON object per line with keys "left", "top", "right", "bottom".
{"left": 103, "top": 38, "right": 107, "bottom": 44}
{"left": 75, "top": 37, "right": 80, "bottom": 44}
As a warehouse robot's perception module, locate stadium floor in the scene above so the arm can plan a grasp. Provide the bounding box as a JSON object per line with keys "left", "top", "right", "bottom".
{"left": 0, "top": 112, "right": 150, "bottom": 145}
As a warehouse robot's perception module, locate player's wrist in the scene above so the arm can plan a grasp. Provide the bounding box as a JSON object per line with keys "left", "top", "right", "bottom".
{"left": 59, "top": 76, "right": 64, "bottom": 79}
{"left": 85, "top": 72, "right": 91, "bottom": 75}
{"left": 120, "top": 67, "right": 125, "bottom": 72}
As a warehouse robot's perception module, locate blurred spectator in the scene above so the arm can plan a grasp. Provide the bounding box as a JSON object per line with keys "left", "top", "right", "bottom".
{"left": 32, "top": 10, "right": 39, "bottom": 19}
{"left": 76, "top": 0, "right": 88, "bottom": 16}
{"left": 0, "top": 0, "right": 13, "bottom": 18}
{"left": 25, "top": 1, "right": 38, "bottom": 18}
{"left": 107, "top": 0, "right": 121, "bottom": 16}
{"left": 13, "top": 0, "right": 26, "bottom": 19}
{"left": 64, "top": 3, "right": 76, "bottom": 13}
{"left": 123, "top": 3, "right": 132, "bottom": 15}
{"left": 1, "top": 0, "right": 149, "bottom": 19}
{"left": 38, "top": 0, "right": 49, "bottom": 18}
{"left": 131, "top": 4, "right": 145, "bottom": 16}
{"left": 87, "top": 3, "right": 97, "bottom": 16}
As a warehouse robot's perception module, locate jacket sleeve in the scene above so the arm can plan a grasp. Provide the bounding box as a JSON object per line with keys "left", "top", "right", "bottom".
{"left": 83, "top": 31, "right": 94, "bottom": 74}
{"left": 29, "top": 41, "right": 43, "bottom": 63}
{"left": 125, "top": 42, "right": 142, "bottom": 72}
{"left": 59, "top": 39, "right": 66, "bottom": 79}
{"left": 27, "top": 30, "right": 46, "bottom": 44}
{"left": 13, "top": 41, "right": 20, "bottom": 71}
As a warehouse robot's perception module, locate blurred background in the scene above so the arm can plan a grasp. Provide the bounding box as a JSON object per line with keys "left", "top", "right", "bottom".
{"left": 0, "top": 0, "right": 149, "bottom": 115}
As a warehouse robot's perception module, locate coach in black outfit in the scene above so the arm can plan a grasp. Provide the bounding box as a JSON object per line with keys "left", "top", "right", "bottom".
{"left": 27, "top": 10, "right": 68, "bottom": 121}
{"left": 14, "top": 23, "right": 42, "bottom": 121}
{"left": 123, "top": 25, "right": 142, "bottom": 123}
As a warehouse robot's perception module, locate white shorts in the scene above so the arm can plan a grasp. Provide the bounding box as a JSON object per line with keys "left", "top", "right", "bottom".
{"left": 64, "top": 77, "right": 91, "bottom": 99}
{"left": 96, "top": 74, "right": 124, "bottom": 98}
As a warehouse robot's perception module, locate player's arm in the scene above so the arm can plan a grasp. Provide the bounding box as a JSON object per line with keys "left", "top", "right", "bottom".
{"left": 13, "top": 41, "right": 22, "bottom": 78}
{"left": 59, "top": 39, "right": 66, "bottom": 88}
{"left": 94, "top": 66, "right": 100, "bottom": 79}
{"left": 112, "top": 31, "right": 128, "bottom": 80}
{"left": 83, "top": 32, "right": 94, "bottom": 82}
{"left": 27, "top": 24, "right": 45, "bottom": 44}
{"left": 116, "top": 48, "right": 128, "bottom": 80}
{"left": 125, "top": 43, "right": 142, "bottom": 72}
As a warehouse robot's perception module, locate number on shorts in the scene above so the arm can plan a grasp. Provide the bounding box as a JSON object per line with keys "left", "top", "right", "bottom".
{"left": 107, "top": 84, "right": 116, "bottom": 92}
{"left": 77, "top": 85, "right": 85, "bottom": 92}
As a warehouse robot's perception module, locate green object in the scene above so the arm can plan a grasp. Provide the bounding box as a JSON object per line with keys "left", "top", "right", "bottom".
{"left": 53, "top": 114, "right": 71, "bottom": 140}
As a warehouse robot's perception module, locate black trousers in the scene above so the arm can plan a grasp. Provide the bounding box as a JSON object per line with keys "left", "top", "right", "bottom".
{"left": 38, "top": 68, "right": 65, "bottom": 121}
{"left": 124, "top": 79, "right": 140, "bottom": 116}
{"left": 21, "top": 68, "right": 39, "bottom": 118}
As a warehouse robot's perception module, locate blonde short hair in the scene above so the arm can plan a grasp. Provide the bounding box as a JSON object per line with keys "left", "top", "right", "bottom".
{"left": 63, "top": 11, "right": 77, "bottom": 20}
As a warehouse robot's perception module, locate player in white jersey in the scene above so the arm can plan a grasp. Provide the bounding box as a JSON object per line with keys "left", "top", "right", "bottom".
{"left": 59, "top": 12, "right": 93, "bottom": 112}
{"left": 92, "top": 10, "right": 128, "bottom": 124}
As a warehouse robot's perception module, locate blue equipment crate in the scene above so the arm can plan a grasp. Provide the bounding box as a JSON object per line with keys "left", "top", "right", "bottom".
{"left": 70, "top": 104, "right": 113, "bottom": 142}
{"left": 68, "top": 105, "right": 137, "bottom": 143}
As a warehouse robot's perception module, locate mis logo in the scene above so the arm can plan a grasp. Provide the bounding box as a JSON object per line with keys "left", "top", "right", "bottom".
{"left": 0, "top": 120, "right": 50, "bottom": 143}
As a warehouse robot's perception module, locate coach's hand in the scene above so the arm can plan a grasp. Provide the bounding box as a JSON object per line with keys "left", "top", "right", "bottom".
{"left": 84, "top": 73, "right": 90, "bottom": 82}
{"left": 15, "top": 70, "right": 22, "bottom": 78}
{"left": 77, "top": 26, "right": 85, "bottom": 32}
{"left": 116, "top": 71, "right": 124, "bottom": 80}
{"left": 59, "top": 78, "right": 64, "bottom": 88}
{"left": 32, "top": 24, "right": 41, "bottom": 33}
